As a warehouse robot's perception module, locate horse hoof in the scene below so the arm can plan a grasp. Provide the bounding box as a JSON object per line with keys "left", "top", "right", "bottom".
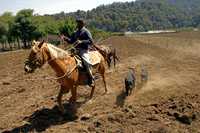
{"left": 59, "top": 109, "right": 66, "bottom": 115}
{"left": 69, "top": 98, "right": 76, "bottom": 104}
{"left": 88, "top": 99, "right": 93, "bottom": 104}
{"left": 103, "top": 90, "right": 109, "bottom": 95}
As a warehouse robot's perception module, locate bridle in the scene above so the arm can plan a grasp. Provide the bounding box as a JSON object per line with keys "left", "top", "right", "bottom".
{"left": 25, "top": 46, "right": 46, "bottom": 70}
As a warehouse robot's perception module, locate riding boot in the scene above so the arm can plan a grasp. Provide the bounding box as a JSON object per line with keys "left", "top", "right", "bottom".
{"left": 86, "top": 64, "right": 95, "bottom": 87}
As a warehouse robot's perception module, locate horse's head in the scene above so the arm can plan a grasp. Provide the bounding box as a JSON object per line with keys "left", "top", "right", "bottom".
{"left": 24, "top": 40, "right": 46, "bottom": 73}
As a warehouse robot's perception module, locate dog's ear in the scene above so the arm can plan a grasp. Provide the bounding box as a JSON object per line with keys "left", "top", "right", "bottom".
{"left": 38, "top": 40, "right": 45, "bottom": 48}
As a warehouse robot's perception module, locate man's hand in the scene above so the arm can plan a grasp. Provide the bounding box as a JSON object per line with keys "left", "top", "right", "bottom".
{"left": 59, "top": 34, "right": 65, "bottom": 40}
{"left": 76, "top": 40, "right": 82, "bottom": 44}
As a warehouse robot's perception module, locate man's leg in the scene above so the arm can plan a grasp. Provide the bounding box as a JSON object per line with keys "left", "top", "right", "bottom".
{"left": 84, "top": 62, "right": 95, "bottom": 86}
{"left": 81, "top": 50, "right": 95, "bottom": 86}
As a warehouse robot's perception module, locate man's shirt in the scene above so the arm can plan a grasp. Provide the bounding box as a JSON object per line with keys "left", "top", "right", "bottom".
{"left": 66, "top": 27, "right": 93, "bottom": 50}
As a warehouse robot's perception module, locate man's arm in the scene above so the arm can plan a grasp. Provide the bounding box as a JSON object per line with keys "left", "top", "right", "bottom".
{"left": 81, "top": 29, "right": 93, "bottom": 44}
{"left": 60, "top": 33, "right": 76, "bottom": 44}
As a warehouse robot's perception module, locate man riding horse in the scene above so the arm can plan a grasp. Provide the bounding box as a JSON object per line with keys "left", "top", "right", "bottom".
{"left": 24, "top": 19, "right": 107, "bottom": 113}
{"left": 60, "top": 18, "right": 95, "bottom": 87}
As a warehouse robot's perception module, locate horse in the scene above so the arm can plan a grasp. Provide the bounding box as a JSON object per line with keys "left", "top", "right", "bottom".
{"left": 24, "top": 40, "right": 107, "bottom": 114}
{"left": 94, "top": 44, "right": 119, "bottom": 68}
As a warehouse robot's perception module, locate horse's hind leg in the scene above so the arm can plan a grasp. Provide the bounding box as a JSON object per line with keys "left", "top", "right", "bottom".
{"left": 102, "top": 73, "right": 108, "bottom": 94}
{"left": 69, "top": 86, "right": 77, "bottom": 104}
{"left": 99, "top": 61, "right": 108, "bottom": 94}
{"left": 113, "top": 53, "right": 116, "bottom": 68}
{"left": 107, "top": 55, "right": 112, "bottom": 68}
{"left": 89, "top": 84, "right": 96, "bottom": 99}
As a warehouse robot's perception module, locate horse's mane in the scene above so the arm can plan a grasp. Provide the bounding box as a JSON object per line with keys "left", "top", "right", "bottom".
{"left": 46, "top": 43, "right": 70, "bottom": 59}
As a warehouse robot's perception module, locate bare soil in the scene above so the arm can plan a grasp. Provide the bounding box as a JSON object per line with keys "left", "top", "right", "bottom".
{"left": 1, "top": 32, "right": 200, "bottom": 133}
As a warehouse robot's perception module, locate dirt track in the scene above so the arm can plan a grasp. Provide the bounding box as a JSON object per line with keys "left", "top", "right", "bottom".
{"left": 0, "top": 32, "right": 200, "bottom": 133}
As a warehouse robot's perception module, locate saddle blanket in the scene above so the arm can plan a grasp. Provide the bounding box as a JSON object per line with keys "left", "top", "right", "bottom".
{"left": 76, "top": 50, "right": 101, "bottom": 66}
{"left": 85, "top": 51, "right": 101, "bottom": 65}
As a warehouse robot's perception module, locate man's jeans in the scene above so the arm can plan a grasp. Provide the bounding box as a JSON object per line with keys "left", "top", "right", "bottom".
{"left": 79, "top": 49, "right": 94, "bottom": 81}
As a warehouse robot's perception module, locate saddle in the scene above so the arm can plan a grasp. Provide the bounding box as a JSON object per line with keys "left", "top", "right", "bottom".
{"left": 74, "top": 51, "right": 102, "bottom": 84}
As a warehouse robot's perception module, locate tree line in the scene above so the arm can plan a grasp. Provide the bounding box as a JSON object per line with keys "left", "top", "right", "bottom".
{"left": 51, "top": 0, "right": 200, "bottom": 32}
{"left": 0, "top": 9, "right": 110, "bottom": 51}
{"left": 1, "top": 0, "right": 200, "bottom": 51}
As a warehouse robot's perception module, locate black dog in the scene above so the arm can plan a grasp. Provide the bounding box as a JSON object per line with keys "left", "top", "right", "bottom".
{"left": 125, "top": 68, "right": 136, "bottom": 96}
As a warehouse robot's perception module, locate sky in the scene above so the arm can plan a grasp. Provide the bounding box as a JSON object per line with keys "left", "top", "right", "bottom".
{"left": 0, "top": 0, "right": 135, "bottom": 15}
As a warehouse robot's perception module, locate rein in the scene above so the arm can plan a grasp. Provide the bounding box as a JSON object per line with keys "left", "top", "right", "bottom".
{"left": 44, "top": 64, "right": 78, "bottom": 80}
{"left": 25, "top": 59, "right": 78, "bottom": 81}
{"left": 27, "top": 43, "right": 79, "bottom": 81}
{"left": 44, "top": 46, "right": 78, "bottom": 80}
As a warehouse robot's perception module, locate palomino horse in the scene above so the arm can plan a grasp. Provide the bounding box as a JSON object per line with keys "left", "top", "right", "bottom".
{"left": 94, "top": 44, "right": 119, "bottom": 68}
{"left": 24, "top": 40, "right": 107, "bottom": 113}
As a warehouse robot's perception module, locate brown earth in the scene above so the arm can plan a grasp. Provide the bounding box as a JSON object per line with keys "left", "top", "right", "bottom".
{"left": 0, "top": 32, "right": 200, "bottom": 133}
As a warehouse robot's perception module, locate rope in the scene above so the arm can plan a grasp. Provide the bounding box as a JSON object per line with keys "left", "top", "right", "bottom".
{"left": 26, "top": 64, "right": 78, "bottom": 81}
{"left": 44, "top": 64, "right": 77, "bottom": 80}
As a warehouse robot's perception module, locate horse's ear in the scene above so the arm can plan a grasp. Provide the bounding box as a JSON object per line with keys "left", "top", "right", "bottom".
{"left": 32, "top": 40, "right": 36, "bottom": 46}
{"left": 38, "top": 40, "right": 45, "bottom": 48}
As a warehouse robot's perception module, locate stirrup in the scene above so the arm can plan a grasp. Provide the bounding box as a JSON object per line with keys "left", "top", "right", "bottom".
{"left": 74, "top": 55, "right": 83, "bottom": 68}
{"left": 88, "top": 77, "right": 95, "bottom": 87}
{"left": 89, "top": 80, "right": 95, "bottom": 87}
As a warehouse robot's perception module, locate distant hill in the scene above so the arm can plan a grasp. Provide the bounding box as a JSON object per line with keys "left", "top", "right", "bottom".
{"left": 167, "top": 0, "right": 200, "bottom": 11}
{"left": 51, "top": 0, "right": 200, "bottom": 32}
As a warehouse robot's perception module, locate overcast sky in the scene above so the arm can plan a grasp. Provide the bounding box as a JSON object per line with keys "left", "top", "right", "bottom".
{"left": 0, "top": 0, "right": 135, "bottom": 15}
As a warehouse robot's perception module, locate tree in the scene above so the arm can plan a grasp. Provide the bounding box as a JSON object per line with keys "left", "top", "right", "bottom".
{"left": 8, "top": 22, "right": 22, "bottom": 49}
{"left": 59, "top": 17, "right": 76, "bottom": 37}
{"left": 14, "top": 9, "right": 37, "bottom": 48}
{"left": 0, "top": 22, "right": 8, "bottom": 50}
{"left": 0, "top": 12, "right": 14, "bottom": 50}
